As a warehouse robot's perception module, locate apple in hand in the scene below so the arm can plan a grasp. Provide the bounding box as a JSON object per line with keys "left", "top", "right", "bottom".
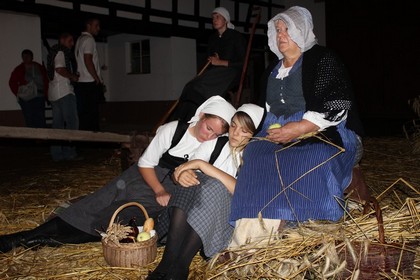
{"left": 268, "top": 123, "right": 281, "bottom": 130}
{"left": 136, "top": 231, "right": 151, "bottom": 242}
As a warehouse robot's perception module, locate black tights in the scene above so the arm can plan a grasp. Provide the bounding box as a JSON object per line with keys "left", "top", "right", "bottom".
{"left": 0, "top": 217, "right": 101, "bottom": 253}
{"left": 154, "top": 207, "right": 202, "bottom": 280}
{"left": 30, "top": 217, "right": 100, "bottom": 244}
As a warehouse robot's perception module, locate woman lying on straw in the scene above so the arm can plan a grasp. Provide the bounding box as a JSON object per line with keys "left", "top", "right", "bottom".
{"left": 229, "top": 6, "right": 366, "bottom": 243}
{"left": 147, "top": 104, "right": 264, "bottom": 280}
{"left": 0, "top": 96, "right": 235, "bottom": 254}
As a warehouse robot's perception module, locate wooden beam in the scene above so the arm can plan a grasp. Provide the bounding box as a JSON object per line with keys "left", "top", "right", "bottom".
{"left": 0, "top": 126, "right": 131, "bottom": 143}
{"left": 172, "top": 0, "right": 178, "bottom": 26}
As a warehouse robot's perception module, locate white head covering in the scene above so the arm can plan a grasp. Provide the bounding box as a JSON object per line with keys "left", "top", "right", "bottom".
{"left": 213, "top": 7, "right": 235, "bottom": 29}
{"left": 188, "top": 95, "right": 236, "bottom": 125}
{"left": 236, "top": 103, "right": 264, "bottom": 129}
{"left": 267, "top": 6, "right": 317, "bottom": 60}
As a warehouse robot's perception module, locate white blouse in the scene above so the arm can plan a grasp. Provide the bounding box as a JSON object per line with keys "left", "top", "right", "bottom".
{"left": 192, "top": 139, "right": 240, "bottom": 178}
{"left": 138, "top": 121, "right": 217, "bottom": 168}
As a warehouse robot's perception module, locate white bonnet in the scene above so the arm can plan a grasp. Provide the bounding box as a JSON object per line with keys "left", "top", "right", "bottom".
{"left": 267, "top": 6, "right": 317, "bottom": 59}
{"left": 189, "top": 95, "right": 236, "bottom": 125}
{"left": 236, "top": 103, "right": 264, "bottom": 129}
{"left": 213, "top": 7, "right": 235, "bottom": 29}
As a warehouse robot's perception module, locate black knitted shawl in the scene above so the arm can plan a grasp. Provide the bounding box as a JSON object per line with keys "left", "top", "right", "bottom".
{"left": 258, "top": 44, "right": 363, "bottom": 137}
{"left": 46, "top": 44, "right": 77, "bottom": 81}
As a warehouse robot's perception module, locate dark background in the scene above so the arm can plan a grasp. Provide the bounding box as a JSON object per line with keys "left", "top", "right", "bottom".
{"left": 325, "top": 0, "right": 420, "bottom": 135}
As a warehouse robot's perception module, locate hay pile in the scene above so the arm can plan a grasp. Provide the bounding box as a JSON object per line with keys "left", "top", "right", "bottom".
{"left": 205, "top": 197, "right": 419, "bottom": 279}
{"left": 0, "top": 138, "right": 419, "bottom": 279}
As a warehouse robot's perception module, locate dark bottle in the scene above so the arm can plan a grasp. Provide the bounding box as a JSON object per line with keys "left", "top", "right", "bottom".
{"left": 120, "top": 217, "right": 139, "bottom": 243}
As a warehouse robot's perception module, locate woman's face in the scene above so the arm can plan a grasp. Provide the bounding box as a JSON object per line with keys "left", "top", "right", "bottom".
{"left": 212, "top": 13, "right": 227, "bottom": 30}
{"left": 229, "top": 116, "right": 253, "bottom": 148}
{"left": 275, "top": 20, "right": 300, "bottom": 55}
{"left": 194, "top": 116, "right": 225, "bottom": 143}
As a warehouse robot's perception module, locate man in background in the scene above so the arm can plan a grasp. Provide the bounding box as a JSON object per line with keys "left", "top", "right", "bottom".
{"left": 74, "top": 18, "right": 102, "bottom": 131}
{"left": 47, "top": 32, "right": 80, "bottom": 161}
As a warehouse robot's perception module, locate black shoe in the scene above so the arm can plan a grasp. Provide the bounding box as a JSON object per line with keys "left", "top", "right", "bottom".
{"left": 146, "top": 271, "right": 167, "bottom": 280}
{"left": 23, "top": 236, "right": 63, "bottom": 249}
{"left": 0, "top": 232, "right": 28, "bottom": 253}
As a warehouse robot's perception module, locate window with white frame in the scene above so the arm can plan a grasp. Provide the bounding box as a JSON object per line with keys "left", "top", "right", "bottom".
{"left": 128, "top": 40, "right": 150, "bottom": 74}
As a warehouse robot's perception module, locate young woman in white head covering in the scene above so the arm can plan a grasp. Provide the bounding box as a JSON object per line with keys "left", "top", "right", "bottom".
{"left": 0, "top": 96, "right": 236, "bottom": 254}
{"left": 170, "top": 7, "right": 246, "bottom": 123}
{"left": 148, "top": 104, "right": 265, "bottom": 280}
{"left": 229, "top": 6, "right": 365, "bottom": 234}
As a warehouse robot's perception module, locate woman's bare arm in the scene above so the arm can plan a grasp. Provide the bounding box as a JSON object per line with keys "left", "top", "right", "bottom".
{"left": 174, "top": 160, "right": 236, "bottom": 194}
{"left": 266, "top": 119, "right": 319, "bottom": 144}
{"left": 139, "top": 167, "right": 171, "bottom": 206}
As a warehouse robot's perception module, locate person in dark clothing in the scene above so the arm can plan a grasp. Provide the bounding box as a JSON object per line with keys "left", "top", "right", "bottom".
{"left": 171, "top": 7, "right": 246, "bottom": 122}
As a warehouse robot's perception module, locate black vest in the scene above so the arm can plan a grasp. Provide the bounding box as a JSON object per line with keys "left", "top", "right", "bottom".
{"left": 158, "top": 122, "right": 229, "bottom": 171}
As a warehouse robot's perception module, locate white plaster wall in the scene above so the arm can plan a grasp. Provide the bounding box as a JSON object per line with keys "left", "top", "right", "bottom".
{"left": 0, "top": 11, "right": 42, "bottom": 111}
{"left": 170, "top": 37, "right": 197, "bottom": 99}
{"left": 107, "top": 34, "right": 196, "bottom": 101}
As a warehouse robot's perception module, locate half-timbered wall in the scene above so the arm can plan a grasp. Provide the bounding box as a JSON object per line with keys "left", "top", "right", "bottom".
{"left": 0, "top": 0, "right": 326, "bottom": 128}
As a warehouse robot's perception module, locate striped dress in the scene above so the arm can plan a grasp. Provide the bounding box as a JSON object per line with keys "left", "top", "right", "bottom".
{"left": 229, "top": 111, "right": 357, "bottom": 223}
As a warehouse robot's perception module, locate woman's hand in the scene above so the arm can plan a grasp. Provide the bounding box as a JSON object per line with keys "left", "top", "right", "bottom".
{"left": 208, "top": 53, "right": 228, "bottom": 67}
{"left": 173, "top": 160, "right": 205, "bottom": 187}
{"left": 155, "top": 190, "right": 171, "bottom": 206}
{"left": 266, "top": 120, "right": 319, "bottom": 144}
{"left": 174, "top": 160, "right": 203, "bottom": 180}
{"left": 177, "top": 170, "right": 200, "bottom": 187}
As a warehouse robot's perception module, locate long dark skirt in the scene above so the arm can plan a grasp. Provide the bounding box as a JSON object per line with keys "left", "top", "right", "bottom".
{"left": 171, "top": 66, "right": 238, "bottom": 122}
{"left": 230, "top": 111, "right": 358, "bottom": 223}
{"left": 58, "top": 165, "right": 178, "bottom": 236}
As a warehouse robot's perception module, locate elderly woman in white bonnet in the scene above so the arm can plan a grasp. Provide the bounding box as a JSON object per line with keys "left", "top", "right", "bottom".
{"left": 170, "top": 7, "right": 247, "bottom": 123}
{"left": 229, "top": 7, "right": 365, "bottom": 234}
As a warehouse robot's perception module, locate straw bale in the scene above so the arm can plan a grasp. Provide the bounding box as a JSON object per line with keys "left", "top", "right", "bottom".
{"left": 205, "top": 201, "right": 419, "bottom": 279}
{"left": 0, "top": 138, "right": 419, "bottom": 279}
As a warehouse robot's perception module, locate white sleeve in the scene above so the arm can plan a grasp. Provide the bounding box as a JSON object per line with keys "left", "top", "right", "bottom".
{"left": 138, "top": 121, "right": 178, "bottom": 168}
{"left": 303, "top": 110, "right": 348, "bottom": 131}
{"left": 190, "top": 139, "right": 218, "bottom": 162}
{"left": 54, "top": 51, "right": 66, "bottom": 69}
{"left": 81, "top": 37, "right": 95, "bottom": 55}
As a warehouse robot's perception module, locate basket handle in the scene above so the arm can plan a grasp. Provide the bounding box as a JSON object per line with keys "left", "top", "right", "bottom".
{"left": 107, "top": 202, "right": 150, "bottom": 229}
{"left": 363, "top": 196, "right": 385, "bottom": 244}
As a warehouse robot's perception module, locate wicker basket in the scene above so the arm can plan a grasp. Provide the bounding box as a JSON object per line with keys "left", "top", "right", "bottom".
{"left": 102, "top": 202, "right": 158, "bottom": 267}
{"left": 339, "top": 197, "right": 418, "bottom": 278}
